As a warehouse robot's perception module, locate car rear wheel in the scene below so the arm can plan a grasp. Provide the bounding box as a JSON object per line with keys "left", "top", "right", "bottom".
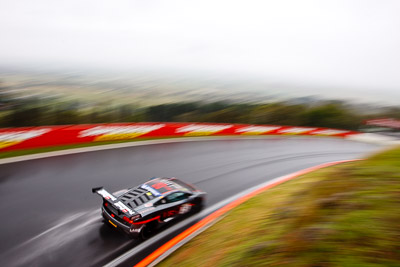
{"left": 140, "top": 224, "right": 150, "bottom": 240}
{"left": 140, "top": 222, "right": 157, "bottom": 240}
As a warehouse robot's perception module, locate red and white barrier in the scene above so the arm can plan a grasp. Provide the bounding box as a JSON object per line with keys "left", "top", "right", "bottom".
{"left": 0, "top": 123, "right": 359, "bottom": 152}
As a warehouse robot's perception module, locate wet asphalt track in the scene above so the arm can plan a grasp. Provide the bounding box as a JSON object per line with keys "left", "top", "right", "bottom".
{"left": 0, "top": 137, "right": 382, "bottom": 266}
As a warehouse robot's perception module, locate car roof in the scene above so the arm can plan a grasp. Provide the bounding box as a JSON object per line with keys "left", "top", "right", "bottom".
{"left": 142, "top": 177, "right": 192, "bottom": 195}
{"left": 119, "top": 177, "right": 194, "bottom": 209}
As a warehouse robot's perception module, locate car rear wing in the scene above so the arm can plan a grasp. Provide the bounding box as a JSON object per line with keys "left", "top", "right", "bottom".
{"left": 92, "top": 186, "right": 117, "bottom": 201}
{"left": 92, "top": 187, "right": 136, "bottom": 216}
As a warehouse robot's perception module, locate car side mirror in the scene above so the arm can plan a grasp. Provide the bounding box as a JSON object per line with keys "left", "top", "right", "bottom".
{"left": 155, "top": 199, "right": 167, "bottom": 206}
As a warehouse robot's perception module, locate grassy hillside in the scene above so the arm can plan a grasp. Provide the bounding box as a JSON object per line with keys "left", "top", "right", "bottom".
{"left": 160, "top": 147, "right": 400, "bottom": 267}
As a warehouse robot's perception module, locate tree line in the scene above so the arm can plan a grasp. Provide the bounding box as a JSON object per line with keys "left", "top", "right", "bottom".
{"left": 1, "top": 84, "right": 399, "bottom": 130}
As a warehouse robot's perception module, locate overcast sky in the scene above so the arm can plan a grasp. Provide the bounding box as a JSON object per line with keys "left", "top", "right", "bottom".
{"left": 0, "top": 0, "right": 399, "bottom": 102}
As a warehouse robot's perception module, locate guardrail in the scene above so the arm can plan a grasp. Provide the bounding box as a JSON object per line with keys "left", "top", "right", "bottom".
{"left": 0, "top": 123, "right": 358, "bottom": 152}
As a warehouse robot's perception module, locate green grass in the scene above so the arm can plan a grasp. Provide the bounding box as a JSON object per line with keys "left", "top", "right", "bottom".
{"left": 159, "top": 146, "right": 400, "bottom": 267}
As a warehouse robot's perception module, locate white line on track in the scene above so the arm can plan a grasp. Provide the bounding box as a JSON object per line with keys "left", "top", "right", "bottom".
{"left": 0, "top": 135, "right": 324, "bottom": 165}
{"left": 1, "top": 133, "right": 397, "bottom": 165}
{"left": 1, "top": 210, "right": 102, "bottom": 266}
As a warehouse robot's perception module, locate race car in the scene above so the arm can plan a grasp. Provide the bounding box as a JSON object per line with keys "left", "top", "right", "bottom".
{"left": 92, "top": 177, "right": 206, "bottom": 239}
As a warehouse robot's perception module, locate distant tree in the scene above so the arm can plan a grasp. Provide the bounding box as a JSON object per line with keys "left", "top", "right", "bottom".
{"left": 300, "top": 104, "right": 361, "bottom": 130}
{"left": 146, "top": 103, "right": 199, "bottom": 122}
{"left": 198, "top": 102, "right": 231, "bottom": 114}
{"left": 6, "top": 106, "right": 45, "bottom": 127}
{"left": 0, "top": 91, "right": 382, "bottom": 130}
{"left": 172, "top": 111, "right": 200, "bottom": 122}
{"left": 196, "top": 104, "right": 253, "bottom": 123}
{"left": 54, "top": 110, "right": 81, "bottom": 125}
{"left": 89, "top": 108, "right": 101, "bottom": 123}
{"left": 249, "top": 103, "right": 306, "bottom": 126}
{"left": 129, "top": 111, "right": 147, "bottom": 122}
{"left": 0, "top": 81, "right": 6, "bottom": 104}
{"left": 118, "top": 105, "right": 134, "bottom": 122}
{"left": 198, "top": 107, "right": 242, "bottom": 123}
{"left": 377, "top": 107, "right": 400, "bottom": 119}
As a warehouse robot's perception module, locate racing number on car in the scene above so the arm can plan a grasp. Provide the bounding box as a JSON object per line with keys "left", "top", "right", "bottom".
{"left": 179, "top": 203, "right": 192, "bottom": 214}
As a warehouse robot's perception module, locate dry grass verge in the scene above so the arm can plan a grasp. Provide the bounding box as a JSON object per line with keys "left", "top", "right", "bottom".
{"left": 160, "top": 146, "right": 400, "bottom": 267}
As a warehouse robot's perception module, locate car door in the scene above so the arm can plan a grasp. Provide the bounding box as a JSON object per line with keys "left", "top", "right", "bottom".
{"left": 159, "top": 191, "right": 192, "bottom": 221}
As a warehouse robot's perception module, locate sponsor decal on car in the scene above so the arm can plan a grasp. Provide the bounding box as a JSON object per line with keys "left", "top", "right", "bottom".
{"left": 78, "top": 124, "right": 165, "bottom": 141}
{"left": 162, "top": 179, "right": 191, "bottom": 192}
{"left": 175, "top": 124, "right": 232, "bottom": 136}
{"left": 150, "top": 179, "right": 191, "bottom": 193}
{"left": 114, "top": 201, "right": 135, "bottom": 215}
{"left": 179, "top": 203, "right": 192, "bottom": 214}
{"left": 141, "top": 184, "right": 162, "bottom": 197}
{"left": 235, "top": 126, "right": 281, "bottom": 135}
{"left": 0, "top": 129, "right": 51, "bottom": 149}
{"left": 97, "top": 188, "right": 117, "bottom": 201}
{"left": 152, "top": 181, "right": 172, "bottom": 191}
{"left": 138, "top": 207, "right": 156, "bottom": 214}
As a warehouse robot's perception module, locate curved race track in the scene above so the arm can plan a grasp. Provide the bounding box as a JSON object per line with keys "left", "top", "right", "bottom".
{"left": 0, "top": 137, "right": 382, "bottom": 266}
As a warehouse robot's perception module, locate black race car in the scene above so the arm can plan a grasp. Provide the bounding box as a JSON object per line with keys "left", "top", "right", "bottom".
{"left": 92, "top": 177, "right": 206, "bottom": 239}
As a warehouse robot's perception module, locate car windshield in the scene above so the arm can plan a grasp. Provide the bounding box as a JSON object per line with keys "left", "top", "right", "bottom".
{"left": 166, "top": 192, "right": 187, "bottom": 202}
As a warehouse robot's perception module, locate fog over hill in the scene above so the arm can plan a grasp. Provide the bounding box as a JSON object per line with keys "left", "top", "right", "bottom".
{"left": 1, "top": 1, "right": 399, "bottom": 106}
{"left": 1, "top": 67, "right": 399, "bottom": 109}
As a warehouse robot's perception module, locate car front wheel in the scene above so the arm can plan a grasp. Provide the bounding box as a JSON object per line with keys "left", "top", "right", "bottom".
{"left": 192, "top": 198, "right": 204, "bottom": 213}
